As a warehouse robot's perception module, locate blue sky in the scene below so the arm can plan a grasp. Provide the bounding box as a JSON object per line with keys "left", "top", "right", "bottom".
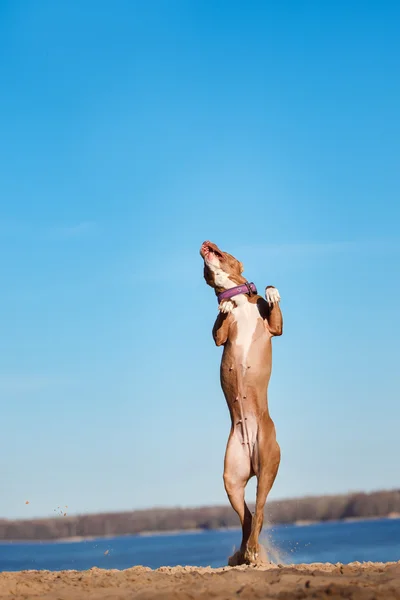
{"left": 0, "top": 0, "right": 399, "bottom": 519}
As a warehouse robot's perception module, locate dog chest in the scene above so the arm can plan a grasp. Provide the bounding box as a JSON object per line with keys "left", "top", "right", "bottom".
{"left": 232, "top": 301, "right": 262, "bottom": 363}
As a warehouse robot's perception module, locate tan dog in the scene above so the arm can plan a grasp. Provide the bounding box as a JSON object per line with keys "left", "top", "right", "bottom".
{"left": 200, "top": 241, "right": 283, "bottom": 565}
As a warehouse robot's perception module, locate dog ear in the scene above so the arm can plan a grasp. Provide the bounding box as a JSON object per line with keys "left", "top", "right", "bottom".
{"left": 239, "top": 262, "right": 244, "bottom": 274}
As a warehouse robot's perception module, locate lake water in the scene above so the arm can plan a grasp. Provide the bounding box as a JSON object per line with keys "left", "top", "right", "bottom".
{"left": 0, "top": 518, "right": 399, "bottom": 572}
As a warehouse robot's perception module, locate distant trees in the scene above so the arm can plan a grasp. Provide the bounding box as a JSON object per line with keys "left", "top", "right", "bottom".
{"left": 0, "top": 489, "right": 399, "bottom": 541}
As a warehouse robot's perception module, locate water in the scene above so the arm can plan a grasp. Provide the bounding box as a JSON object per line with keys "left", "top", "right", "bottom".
{"left": 0, "top": 518, "right": 399, "bottom": 572}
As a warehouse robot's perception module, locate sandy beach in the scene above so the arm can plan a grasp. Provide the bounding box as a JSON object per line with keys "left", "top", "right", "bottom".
{"left": 0, "top": 562, "right": 399, "bottom": 599}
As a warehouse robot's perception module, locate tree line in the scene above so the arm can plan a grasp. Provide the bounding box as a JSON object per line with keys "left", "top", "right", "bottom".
{"left": 1, "top": 489, "right": 399, "bottom": 541}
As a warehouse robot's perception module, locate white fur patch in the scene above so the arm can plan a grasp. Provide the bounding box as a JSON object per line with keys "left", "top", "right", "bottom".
{"left": 206, "top": 259, "right": 237, "bottom": 291}
{"left": 233, "top": 301, "right": 260, "bottom": 369}
{"left": 206, "top": 256, "right": 240, "bottom": 311}
{"left": 265, "top": 286, "right": 280, "bottom": 306}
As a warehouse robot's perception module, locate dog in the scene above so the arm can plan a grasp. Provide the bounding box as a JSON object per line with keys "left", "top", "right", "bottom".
{"left": 200, "top": 240, "right": 283, "bottom": 565}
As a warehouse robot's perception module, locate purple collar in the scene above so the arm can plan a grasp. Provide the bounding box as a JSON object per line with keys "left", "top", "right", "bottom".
{"left": 217, "top": 282, "right": 257, "bottom": 304}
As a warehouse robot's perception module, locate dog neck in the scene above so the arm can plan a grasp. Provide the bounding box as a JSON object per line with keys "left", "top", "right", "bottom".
{"left": 217, "top": 282, "right": 257, "bottom": 304}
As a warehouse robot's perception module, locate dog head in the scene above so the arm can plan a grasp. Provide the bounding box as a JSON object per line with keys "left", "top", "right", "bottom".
{"left": 200, "top": 241, "right": 246, "bottom": 294}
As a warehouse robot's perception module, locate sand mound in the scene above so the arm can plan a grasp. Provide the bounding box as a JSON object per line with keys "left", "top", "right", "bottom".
{"left": 0, "top": 562, "right": 399, "bottom": 599}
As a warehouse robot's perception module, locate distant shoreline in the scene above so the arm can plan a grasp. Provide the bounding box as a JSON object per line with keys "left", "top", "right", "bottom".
{"left": 1, "top": 514, "right": 399, "bottom": 544}
{"left": 2, "top": 490, "right": 399, "bottom": 543}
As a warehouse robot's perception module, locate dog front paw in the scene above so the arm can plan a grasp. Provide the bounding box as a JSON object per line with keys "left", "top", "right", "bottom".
{"left": 265, "top": 286, "right": 281, "bottom": 306}
{"left": 219, "top": 299, "right": 235, "bottom": 313}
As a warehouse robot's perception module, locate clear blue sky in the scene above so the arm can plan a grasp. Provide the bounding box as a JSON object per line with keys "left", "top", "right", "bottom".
{"left": 0, "top": 1, "right": 399, "bottom": 520}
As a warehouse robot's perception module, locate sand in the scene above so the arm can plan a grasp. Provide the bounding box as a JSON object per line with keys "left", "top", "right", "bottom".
{"left": 0, "top": 562, "right": 399, "bottom": 599}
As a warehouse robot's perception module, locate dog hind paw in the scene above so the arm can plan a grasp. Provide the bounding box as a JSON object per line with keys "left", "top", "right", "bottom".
{"left": 228, "top": 550, "right": 246, "bottom": 566}
{"left": 244, "top": 544, "right": 269, "bottom": 566}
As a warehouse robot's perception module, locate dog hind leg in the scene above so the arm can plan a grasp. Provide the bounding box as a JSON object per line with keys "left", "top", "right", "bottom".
{"left": 223, "top": 431, "right": 253, "bottom": 565}
{"left": 245, "top": 421, "right": 280, "bottom": 564}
